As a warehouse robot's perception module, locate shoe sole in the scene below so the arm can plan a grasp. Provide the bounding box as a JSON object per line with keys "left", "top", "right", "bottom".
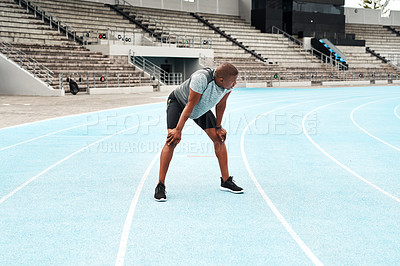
{"left": 220, "top": 187, "right": 244, "bottom": 194}
{"left": 154, "top": 197, "right": 167, "bottom": 202}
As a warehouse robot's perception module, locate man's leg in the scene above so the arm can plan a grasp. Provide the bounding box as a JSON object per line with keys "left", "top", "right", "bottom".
{"left": 158, "top": 129, "right": 176, "bottom": 185}
{"left": 204, "top": 128, "right": 230, "bottom": 182}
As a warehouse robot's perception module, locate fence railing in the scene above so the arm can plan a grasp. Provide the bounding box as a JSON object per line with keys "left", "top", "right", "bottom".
{"left": 0, "top": 39, "right": 54, "bottom": 86}
{"left": 238, "top": 71, "right": 399, "bottom": 83}
{"left": 13, "top": 0, "right": 81, "bottom": 44}
{"left": 387, "top": 54, "right": 400, "bottom": 67}
{"left": 58, "top": 71, "right": 151, "bottom": 92}
{"left": 129, "top": 50, "right": 182, "bottom": 85}
{"left": 111, "top": 1, "right": 212, "bottom": 49}
{"left": 272, "top": 26, "right": 348, "bottom": 71}
{"left": 83, "top": 28, "right": 212, "bottom": 49}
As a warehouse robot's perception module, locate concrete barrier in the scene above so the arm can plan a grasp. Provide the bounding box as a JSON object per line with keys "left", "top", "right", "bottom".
{"left": 0, "top": 53, "right": 63, "bottom": 96}
{"left": 375, "top": 80, "right": 389, "bottom": 85}
{"left": 271, "top": 81, "right": 312, "bottom": 87}
{"left": 322, "top": 80, "right": 371, "bottom": 86}
{"left": 236, "top": 82, "right": 268, "bottom": 88}
{"left": 88, "top": 85, "right": 176, "bottom": 95}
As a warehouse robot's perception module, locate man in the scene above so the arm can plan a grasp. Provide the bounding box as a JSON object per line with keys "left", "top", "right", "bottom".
{"left": 154, "top": 63, "right": 244, "bottom": 201}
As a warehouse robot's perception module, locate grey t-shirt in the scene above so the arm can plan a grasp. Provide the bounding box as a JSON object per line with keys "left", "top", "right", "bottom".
{"left": 173, "top": 68, "right": 230, "bottom": 119}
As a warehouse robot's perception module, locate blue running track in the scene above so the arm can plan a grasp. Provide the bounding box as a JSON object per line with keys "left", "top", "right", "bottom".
{"left": 1, "top": 86, "right": 400, "bottom": 265}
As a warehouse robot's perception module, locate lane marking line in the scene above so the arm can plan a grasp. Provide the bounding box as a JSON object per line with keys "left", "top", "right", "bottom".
{"left": 241, "top": 100, "right": 323, "bottom": 266}
{"left": 394, "top": 104, "right": 400, "bottom": 120}
{"left": 303, "top": 99, "right": 400, "bottom": 204}
{"left": 0, "top": 92, "right": 287, "bottom": 151}
{"left": 0, "top": 107, "right": 164, "bottom": 152}
{"left": 0, "top": 101, "right": 165, "bottom": 131}
{"left": 0, "top": 118, "right": 160, "bottom": 205}
{"left": 351, "top": 98, "right": 400, "bottom": 152}
{"left": 114, "top": 95, "right": 316, "bottom": 266}
{"left": 0, "top": 92, "right": 275, "bottom": 131}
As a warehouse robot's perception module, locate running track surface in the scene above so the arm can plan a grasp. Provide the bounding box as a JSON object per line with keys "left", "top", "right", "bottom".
{"left": 1, "top": 86, "right": 400, "bottom": 265}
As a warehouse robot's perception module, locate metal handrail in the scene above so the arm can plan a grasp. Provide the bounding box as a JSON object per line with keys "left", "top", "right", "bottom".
{"left": 387, "top": 54, "right": 400, "bottom": 67}
{"left": 113, "top": 1, "right": 212, "bottom": 48}
{"left": 272, "top": 26, "right": 348, "bottom": 71}
{"left": 129, "top": 50, "right": 182, "bottom": 85}
{"left": 0, "top": 38, "right": 54, "bottom": 86}
{"left": 237, "top": 70, "right": 399, "bottom": 83}
{"left": 15, "top": 0, "right": 81, "bottom": 43}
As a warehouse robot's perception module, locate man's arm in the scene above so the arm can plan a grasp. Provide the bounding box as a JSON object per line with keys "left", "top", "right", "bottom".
{"left": 216, "top": 92, "right": 231, "bottom": 127}
{"left": 167, "top": 89, "right": 202, "bottom": 145}
{"left": 215, "top": 92, "right": 231, "bottom": 142}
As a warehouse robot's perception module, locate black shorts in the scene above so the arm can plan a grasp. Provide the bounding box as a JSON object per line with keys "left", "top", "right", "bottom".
{"left": 166, "top": 92, "right": 216, "bottom": 130}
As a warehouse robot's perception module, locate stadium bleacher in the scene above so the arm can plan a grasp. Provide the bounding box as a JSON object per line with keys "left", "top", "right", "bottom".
{"left": 346, "top": 23, "right": 400, "bottom": 70}
{"left": 0, "top": 0, "right": 150, "bottom": 91}
{"left": 1, "top": 0, "right": 399, "bottom": 95}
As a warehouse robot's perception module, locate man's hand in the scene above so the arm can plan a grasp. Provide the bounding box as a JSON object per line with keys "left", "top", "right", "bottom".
{"left": 216, "top": 128, "right": 227, "bottom": 142}
{"left": 167, "top": 128, "right": 182, "bottom": 146}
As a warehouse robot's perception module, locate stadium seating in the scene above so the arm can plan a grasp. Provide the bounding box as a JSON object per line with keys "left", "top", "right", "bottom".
{"left": 346, "top": 23, "right": 400, "bottom": 70}
{"left": 26, "top": 0, "right": 143, "bottom": 44}
{"left": 115, "top": 5, "right": 286, "bottom": 81}
{"left": 2, "top": 0, "right": 398, "bottom": 91}
{"left": 198, "top": 13, "right": 326, "bottom": 71}
{"left": 0, "top": 0, "right": 150, "bottom": 91}
{"left": 336, "top": 45, "right": 393, "bottom": 72}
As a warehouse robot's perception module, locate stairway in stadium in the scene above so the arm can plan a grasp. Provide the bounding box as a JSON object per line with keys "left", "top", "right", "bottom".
{"left": 0, "top": 0, "right": 150, "bottom": 92}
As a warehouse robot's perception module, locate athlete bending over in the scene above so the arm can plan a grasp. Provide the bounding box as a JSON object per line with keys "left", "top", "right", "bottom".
{"left": 154, "top": 62, "right": 244, "bottom": 201}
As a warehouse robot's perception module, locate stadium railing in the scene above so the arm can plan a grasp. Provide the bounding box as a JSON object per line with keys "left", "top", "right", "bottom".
{"left": 12, "top": 0, "right": 82, "bottom": 44}
{"left": 129, "top": 50, "right": 183, "bottom": 86}
{"left": 0, "top": 38, "right": 54, "bottom": 87}
{"left": 238, "top": 70, "right": 399, "bottom": 84}
{"left": 108, "top": 2, "right": 212, "bottom": 49}
{"left": 272, "top": 26, "right": 348, "bottom": 72}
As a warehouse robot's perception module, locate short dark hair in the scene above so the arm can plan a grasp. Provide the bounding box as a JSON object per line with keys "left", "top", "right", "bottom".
{"left": 215, "top": 62, "right": 238, "bottom": 79}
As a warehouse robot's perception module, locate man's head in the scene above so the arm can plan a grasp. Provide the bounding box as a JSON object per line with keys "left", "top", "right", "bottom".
{"left": 214, "top": 63, "right": 238, "bottom": 90}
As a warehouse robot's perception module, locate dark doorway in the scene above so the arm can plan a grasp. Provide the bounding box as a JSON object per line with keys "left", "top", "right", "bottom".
{"left": 161, "top": 64, "right": 172, "bottom": 73}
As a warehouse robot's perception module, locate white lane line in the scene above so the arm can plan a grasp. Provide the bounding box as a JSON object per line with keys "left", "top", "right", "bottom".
{"left": 351, "top": 98, "right": 400, "bottom": 152}
{"left": 303, "top": 99, "right": 400, "bottom": 204}
{"left": 0, "top": 118, "right": 160, "bottom": 205}
{"left": 0, "top": 93, "right": 287, "bottom": 151}
{"left": 115, "top": 148, "right": 161, "bottom": 266}
{"left": 394, "top": 104, "right": 400, "bottom": 120}
{"left": 240, "top": 100, "right": 323, "bottom": 266}
{"left": 0, "top": 108, "right": 163, "bottom": 152}
{"left": 0, "top": 92, "right": 275, "bottom": 132}
{"left": 114, "top": 95, "right": 315, "bottom": 266}
{"left": 0, "top": 101, "right": 165, "bottom": 131}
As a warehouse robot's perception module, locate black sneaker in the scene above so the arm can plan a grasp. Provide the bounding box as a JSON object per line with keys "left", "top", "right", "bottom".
{"left": 220, "top": 176, "right": 244, "bottom": 194}
{"left": 154, "top": 182, "right": 167, "bottom": 202}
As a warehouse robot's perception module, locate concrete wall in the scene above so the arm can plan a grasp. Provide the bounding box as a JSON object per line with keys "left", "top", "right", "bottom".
{"left": 86, "top": 0, "right": 240, "bottom": 15}
{"left": 144, "top": 57, "right": 201, "bottom": 80}
{"left": 345, "top": 7, "right": 400, "bottom": 26}
{"left": 86, "top": 41, "right": 214, "bottom": 58}
{"left": 0, "top": 53, "right": 63, "bottom": 96}
{"left": 239, "top": 0, "right": 252, "bottom": 23}
{"left": 86, "top": 42, "right": 208, "bottom": 80}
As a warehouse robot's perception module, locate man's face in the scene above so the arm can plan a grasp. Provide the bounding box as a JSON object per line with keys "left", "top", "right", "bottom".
{"left": 218, "top": 74, "right": 238, "bottom": 90}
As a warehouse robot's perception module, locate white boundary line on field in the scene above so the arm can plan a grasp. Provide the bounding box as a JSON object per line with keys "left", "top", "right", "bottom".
{"left": 240, "top": 100, "right": 323, "bottom": 266}
{"left": 394, "top": 104, "right": 400, "bottom": 120}
{"left": 114, "top": 94, "right": 314, "bottom": 266}
{"left": 0, "top": 101, "right": 165, "bottom": 131}
{"left": 350, "top": 98, "right": 400, "bottom": 152}
{"left": 0, "top": 108, "right": 164, "bottom": 151}
{"left": 0, "top": 92, "right": 294, "bottom": 151}
{"left": 303, "top": 98, "right": 400, "bottom": 204}
{"left": 0, "top": 118, "right": 160, "bottom": 205}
